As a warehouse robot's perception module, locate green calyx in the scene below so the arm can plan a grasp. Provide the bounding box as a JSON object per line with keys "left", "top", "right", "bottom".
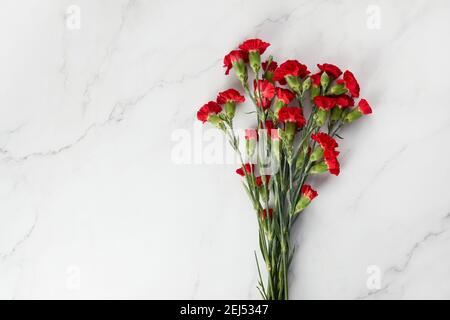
{"left": 224, "top": 101, "right": 236, "bottom": 119}
{"left": 314, "top": 108, "right": 328, "bottom": 127}
{"left": 309, "top": 147, "right": 324, "bottom": 162}
{"left": 310, "top": 162, "right": 328, "bottom": 174}
{"left": 330, "top": 106, "right": 343, "bottom": 122}
{"left": 344, "top": 108, "right": 363, "bottom": 123}
{"left": 285, "top": 75, "right": 302, "bottom": 94}
{"left": 294, "top": 196, "right": 311, "bottom": 214}
{"left": 249, "top": 51, "right": 261, "bottom": 73}
{"left": 328, "top": 84, "right": 348, "bottom": 95}
{"left": 207, "top": 114, "right": 225, "bottom": 130}
{"left": 233, "top": 60, "right": 248, "bottom": 85}
{"left": 320, "top": 72, "right": 330, "bottom": 91}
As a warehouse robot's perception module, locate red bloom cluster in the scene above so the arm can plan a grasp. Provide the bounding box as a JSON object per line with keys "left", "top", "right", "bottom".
{"left": 313, "top": 94, "right": 354, "bottom": 110}
{"left": 273, "top": 60, "right": 310, "bottom": 84}
{"left": 301, "top": 184, "right": 318, "bottom": 201}
{"left": 313, "top": 96, "right": 336, "bottom": 110}
{"left": 254, "top": 79, "right": 275, "bottom": 109}
{"left": 337, "top": 70, "right": 360, "bottom": 97}
{"left": 196, "top": 101, "right": 222, "bottom": 123}
{"left": 276, "top": 88, "right": 296, "bottom": 105}
{"left": 311, "top": 132, "right": 340, "bottom": 176}
{"left": 236, "top": 163, "right": 255, "bottom": 176}
{"left": 216, "top": 89, "right": 245, "bottom": 104}
{"left": 317, "top": 63, "right": 342, "bottom": 79}
{"left": 262, "top": 60, "right": 277, "bottom": 73}
{"left": 223, "top": 50, "right": 248, "bottom": 75}
{"left": 278, "top": 107, "right": 306, "bottom": 128}
{"left": 239, "top": 38, "right": 270, "bottom": 54}
{"left": 358, "top": 99, "right": 372, "bottom": 115}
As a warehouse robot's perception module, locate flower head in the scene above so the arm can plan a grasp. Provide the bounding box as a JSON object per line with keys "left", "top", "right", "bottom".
{"left": 216, "top": 89, "right": 245, "bottom": 104}
{"left": 338, "top": 70, "right": 360, "bottom": 97}
{"left": 254, "top": 80, "right": 275, "bottom": 100}
{"left": 239, "top": 38, "right": 270, "bottom": 54}
{"left": 311, "top": 132, "right": 340, "bottom": 176}
{"left": 196, "top": 101, "right": 222, "bottom": 123}
{"left": 273, "top": 60, "right": 310, "bottom": 84}
{"left": 223, "top": 50, "right": 248, "bottom": 75}
{"left": 334, "top": 94, "right": 355, "bottom": 108}
{"left": 313, "top": 96, "right": 336, "bottom": 110}
{"left": 317, "top": 63, "right": 342, "bottom": 79}
{"left": 276, "top": 88, "right": 296, "bottom": 105}
{"left": 311, "top": 132, "right": 339, "bottom": 153}
{"left": 236, "top": 163, "right": 255, "bottom": 176}
{"left": 358, "top": 99, "right": 372, "bottom": 115}
{"left": 301, "top": 184, "right": 318, "bottom": 201}
{"left": 278, "top": 107, "right": 306, "bottom": 128}
{"left": 262, "top": 60, "right": 278, "bottom": 72}
{"left": 310, "top": 72, "right": 322, "bottom": 86}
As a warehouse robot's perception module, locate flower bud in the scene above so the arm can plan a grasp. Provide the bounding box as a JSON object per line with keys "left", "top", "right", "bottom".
{"left": 320, "top": 72, "right": 330, "bottom": 91}
{"left": 302, "top": 77, "right": 312, "bottom": 92}
{"left": 294, "top": 185, "right": 318, "bottom": 213}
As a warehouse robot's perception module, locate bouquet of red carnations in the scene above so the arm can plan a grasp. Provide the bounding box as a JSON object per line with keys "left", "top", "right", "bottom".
{"left": 196, "top": 39, "right": 372, "bottom": 300}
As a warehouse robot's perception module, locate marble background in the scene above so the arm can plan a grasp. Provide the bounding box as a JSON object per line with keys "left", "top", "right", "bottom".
{"left": 1, "top": 0, "right": 450, "bottom": 299}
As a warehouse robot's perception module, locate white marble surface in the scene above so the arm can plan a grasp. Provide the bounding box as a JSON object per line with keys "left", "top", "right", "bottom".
{"left": 1, "top": 0, "right": 450, "bottom": 299}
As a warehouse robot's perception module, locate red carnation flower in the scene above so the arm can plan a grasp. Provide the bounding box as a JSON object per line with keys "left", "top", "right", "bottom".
{"left": 276, "top": 88, "right": 296, "bottom": 104}
{"left": 311, "top": 132, "right": 340, "bottom": 176}
{"left": 255, "top": 175, "right": 271, "bottom": 187}
{"left": 260, "top": 208, "right": 273, "bottom": 220}
{"left": 313, "top": 96, "right": 336, "bottom": 110}
{"left": 273, "top": 60, "right": 310, "bottom": 84}
{"left": 239, "top": 38, "right": 270, "bottom": 54}
{"left": 301, "top": 184, "right": 318, "bottom": 201}
{"left": 278, "top": 107, "right": 306, "bottom": 128}
{"left": 262, "top": 60, "right": 278, "bottom": 72}
{"left": 323, "top": 151, "right": 340, "bottom": 176}
{"left": 310, "top": 72, "right": 322, "bottom": 86}
{"left": 339, "top": 70, "right": 360, "bottom": 97}
{"left": 223, "top": 50, "right": 248, "bottom": 75}
{"left": 317, "top": 63, "right": 342, "bottom": 79}
{"left": 236, "top": 163, "right": 255, "bottom": 176}
{"left": 334, "top": 94, "right": 354, "bottom": 108}
{"left": 254, "top": 80, "right": 275, "bottom": 100}
{"left": 196, "top": 101, "right": 222, "bottom": 123}
{"left": 311, "top": 132, "right": 339, "bottom": 153}
{"left": 358, "top": 99, "right": 372, "bottom": 115}
{"left": 216, "top": 88, "right": 245, "bottom": 104}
